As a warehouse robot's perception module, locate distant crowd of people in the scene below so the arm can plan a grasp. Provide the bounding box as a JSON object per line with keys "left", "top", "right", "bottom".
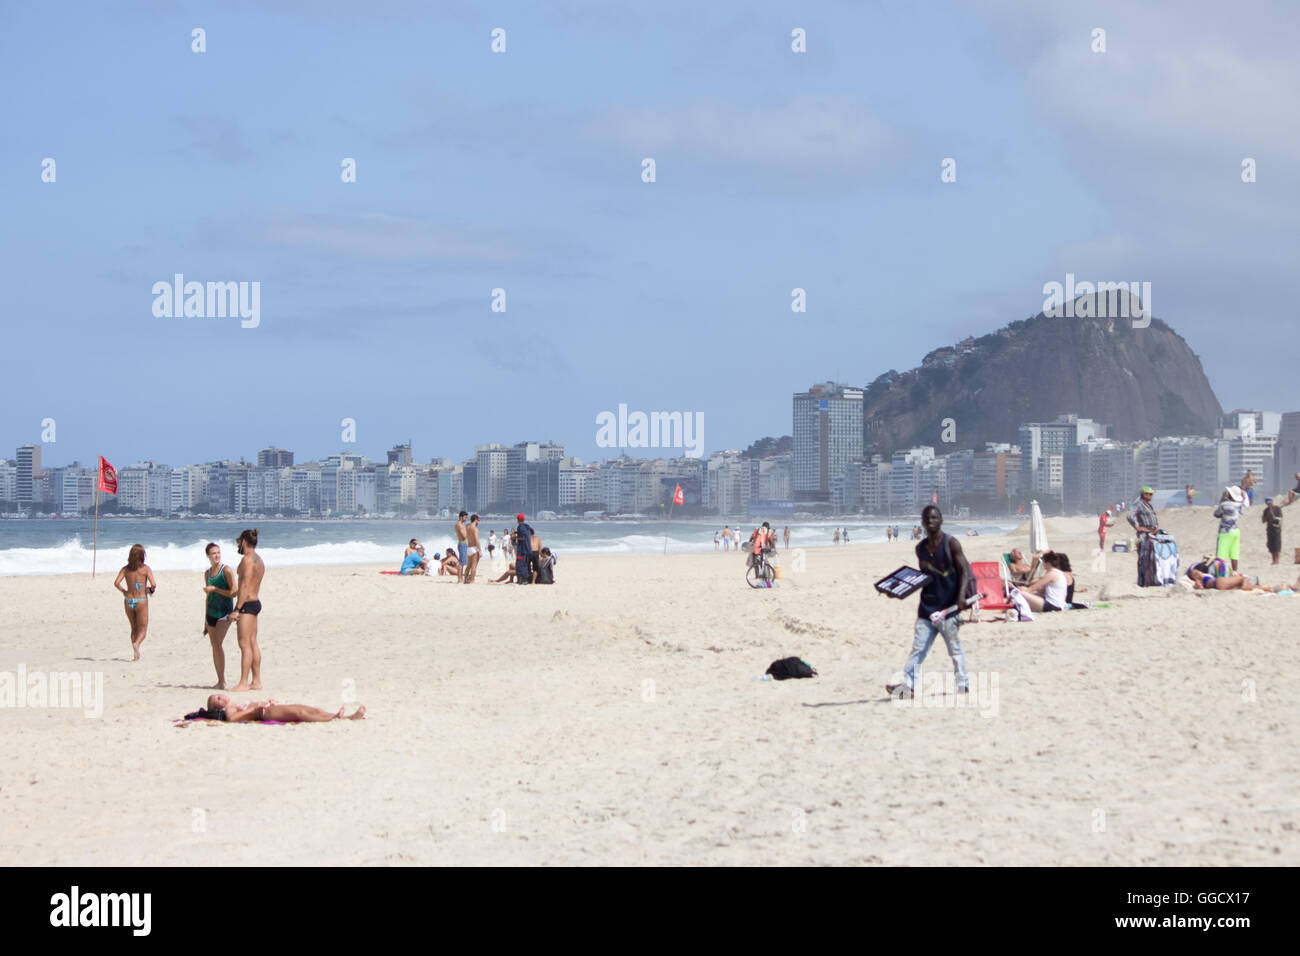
{"left": 397, "top": 513, "right": 556, "bottom": 585}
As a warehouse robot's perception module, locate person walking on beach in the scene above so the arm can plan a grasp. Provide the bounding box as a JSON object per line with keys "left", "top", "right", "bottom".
{"left": 113, "top": 544, "right": 156, "bottom": 661}
{"left": 783, "top": 526, "right": 790, "bottom": 548}
{"left": 1186, "top": 484, "right": 1197, "bottom": 506}
{"left": 886, "top": 506, "right": 970, "bottom": 699}
{"left": 722, "top": 526, "right": 732, "bottom": 551}
{"left": 465, "top": 514, "right": 482, "bottom": 583}
{"left": 453, "top": 512, "right": 469, "bottom": 583}
{"left": 1241, "top": 470, "right": 1257, "bottom": 506}
{"left": 1261, "top": 496, "right": 1292, "bottom": 565}
{"left": 1213, "top": 486, "right": 1247, "bottom": 573}
{"left": 487, "top": 529, "right": 497, "bottom": 561}
{"left": 833, "top": 527, "right": 841, "bottom": 545}
{"left": 714, "top": 529, "right": 721, "bottom": 551}
{"left": 229, "top": 529, "right": 265, "bottom": 692}
{"left": 201, "top": 541, "right": 237, "bottom": 688}
{"left": 886, "top": 525, "right": 892, "bottom": 542}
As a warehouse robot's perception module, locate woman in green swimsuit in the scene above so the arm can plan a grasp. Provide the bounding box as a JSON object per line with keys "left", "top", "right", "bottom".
{"left": 113, "top": 544, "right": 156, "bottom": 661}
{"left": 201, "top": 542, "right": 238, "bottom": 689}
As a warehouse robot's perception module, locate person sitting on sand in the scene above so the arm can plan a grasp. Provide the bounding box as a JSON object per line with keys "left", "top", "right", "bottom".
{"left": 400, "top": 540, "right": 429, "bottom": 575}
{"left": 438, "top": 549, "right": 460, "bottom": 576}
{"left": 534, "top": 547, "right": 556, "bottom": 584}
{"left": 1007, "top": 548, "right": 1048, "bottom": 584}
{"left": 1014, "top": 552, "right": 1070, "bottom": 612}
{"left": 491, "top": 564, "right": 517, "bottom": 583}
{"left": 185, "top": 693, "right": 366, "bottom": 722}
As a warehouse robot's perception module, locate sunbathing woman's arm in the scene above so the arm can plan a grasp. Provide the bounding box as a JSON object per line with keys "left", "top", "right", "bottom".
{"left": 113, "top": 567, "right": 127, "bottom": 594}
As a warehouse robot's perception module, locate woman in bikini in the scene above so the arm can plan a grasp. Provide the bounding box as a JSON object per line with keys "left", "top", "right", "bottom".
{"left": 114, "top": 544, "right": 157, "bottom": 660}
{"left": 187, "top": 693, "right": 366, "bottom": 722}
{"left": 201, "top": 541, "right": 238, "bottom": 688}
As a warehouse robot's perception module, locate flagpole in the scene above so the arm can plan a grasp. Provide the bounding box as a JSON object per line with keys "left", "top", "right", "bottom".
{"left": 663, "top": 500, "right": 674, "bottom": 555}
{"left": 93, "top": 482, "right": 99, "bottom": 577}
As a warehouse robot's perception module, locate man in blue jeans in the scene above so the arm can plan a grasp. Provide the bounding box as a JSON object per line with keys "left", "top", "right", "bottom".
{"left": 887, "top": 505, "right": 970, "bottom": 699}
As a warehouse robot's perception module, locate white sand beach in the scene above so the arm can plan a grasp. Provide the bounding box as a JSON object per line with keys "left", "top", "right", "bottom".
{"left": 2, "top": 507, "right": 1298, "bottom": 866}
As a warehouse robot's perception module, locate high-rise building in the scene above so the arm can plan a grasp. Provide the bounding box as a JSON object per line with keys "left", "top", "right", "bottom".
{"left": 117, "top": 461, "right": 172, "bottom": 513}
{"left": 1216, "top": 410, "right": 1279, "bottom": 493}
{"left": 1019, "top": 416, "right": 1104, "bottom": 494}
{"left": 16, "top": 445, "right": 41, "bottom": 507}
{"left": 558, "top": 458, "right": 598, "bottom": 508}
{"left": 707, "top": 451, "right": 756, "bottom": 516}
{"left": 461, "top": 461, "right": 478, "bottom": 512}
{"left": 1272, "top": 412, "right": 1300, "bottom": 496}
{"left": 792, "top": 383, "right": 864, "bottom": 503}
{"left": 475, "top": 444, "right": 509, "bottom": 510}
{"left": 0, "top": 459, "right": 16, "bottom": 504}
{"left": 257, "top": 446, "right": 294, "bottom": 468}
{"left": 886, "top": 446, "right": 937, "bottom": 515}
{"left": 387, "top": 443, "right": 412, "bottom": 466}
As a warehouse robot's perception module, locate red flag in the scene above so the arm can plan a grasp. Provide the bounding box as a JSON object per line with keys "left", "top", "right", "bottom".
{"left": 931, "top": 492, "right": 938, "bottom": 505}
{"left": 672, "top": 484, "right": 684, "bottom": 506}
{"left": 98, "top": 456, "right": 118, "bottom": 495}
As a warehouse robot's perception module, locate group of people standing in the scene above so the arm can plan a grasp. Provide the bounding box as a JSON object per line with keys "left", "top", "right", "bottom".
{"left": 115, "top": 528, "right": 266, "bottom": 690}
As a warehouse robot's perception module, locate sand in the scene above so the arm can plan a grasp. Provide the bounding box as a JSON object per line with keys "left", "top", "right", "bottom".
{"left": 2, "top": 506, "right": 1298, "bottom": 866}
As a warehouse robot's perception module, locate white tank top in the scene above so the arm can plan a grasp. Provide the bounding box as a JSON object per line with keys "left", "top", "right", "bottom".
{"left": 1043, "top": 570, "right": 1068, "bottom": 609}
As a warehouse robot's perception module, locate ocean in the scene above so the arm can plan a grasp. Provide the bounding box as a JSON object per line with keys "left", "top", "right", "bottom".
{"left": 0, "top": 517, "right": 1020, "bottom": 576}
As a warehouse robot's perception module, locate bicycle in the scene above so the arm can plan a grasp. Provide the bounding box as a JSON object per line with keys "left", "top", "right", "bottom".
{"left": 745, "top": 546, "right": 776, "bottom": 589}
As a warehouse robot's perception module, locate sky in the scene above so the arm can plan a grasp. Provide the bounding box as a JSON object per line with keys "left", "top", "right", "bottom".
{"left": 2, "top": 0, "right": 1297, "bottom": 470}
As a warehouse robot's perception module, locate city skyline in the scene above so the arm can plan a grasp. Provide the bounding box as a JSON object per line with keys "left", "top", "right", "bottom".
{"left": 6, "top": 404, "right": 1295, "bottom": 519}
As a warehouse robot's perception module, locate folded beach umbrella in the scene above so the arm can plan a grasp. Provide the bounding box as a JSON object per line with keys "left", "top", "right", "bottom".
{"left": 1029, "top": 499, "right": 1049, "bottom": 554}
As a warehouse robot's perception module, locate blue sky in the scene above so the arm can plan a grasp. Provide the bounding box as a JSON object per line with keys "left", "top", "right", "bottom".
{"left": 3, "top": 0, "right": 1297, "bottom": 469}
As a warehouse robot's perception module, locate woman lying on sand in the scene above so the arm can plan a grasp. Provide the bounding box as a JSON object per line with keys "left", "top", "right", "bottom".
{"left": 1186, "top": 564, "right": 1275, "bottom": 591}
{"left": 185, "top": 693, "right": 366, "bottom": 722}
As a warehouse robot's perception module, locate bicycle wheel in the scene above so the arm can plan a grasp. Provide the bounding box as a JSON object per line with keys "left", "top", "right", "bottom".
{"left": 745, "top": 563, "right": 766, "bottom": 589}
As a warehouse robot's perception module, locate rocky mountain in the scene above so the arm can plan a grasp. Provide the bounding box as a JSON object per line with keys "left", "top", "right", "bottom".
{"left": 861, "top": 299, "right": 1223, "bottom": 456}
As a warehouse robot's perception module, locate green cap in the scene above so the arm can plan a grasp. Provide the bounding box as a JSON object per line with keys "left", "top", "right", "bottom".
{"left": 1140, "top": 486, "right": 1154, "bottom": 494}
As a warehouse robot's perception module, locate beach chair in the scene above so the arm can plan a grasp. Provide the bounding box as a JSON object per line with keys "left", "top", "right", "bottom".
{"left": 968, "top": 559, "right": 1013, "bottom": 621}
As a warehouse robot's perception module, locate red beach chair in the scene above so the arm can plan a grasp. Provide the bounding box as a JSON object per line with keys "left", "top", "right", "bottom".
{"left": 968, "top": 560, "right": 1013, "bottom": 621}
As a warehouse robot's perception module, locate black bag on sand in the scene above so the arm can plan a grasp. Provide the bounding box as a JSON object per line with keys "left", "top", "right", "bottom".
{"left": 766, "top": 657, "right": 817, "bottom": 680}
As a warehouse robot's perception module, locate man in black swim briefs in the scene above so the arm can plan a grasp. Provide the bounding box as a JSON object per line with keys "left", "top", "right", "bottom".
{"left": 229, "top": 529, "right": 266, "bottom": 692}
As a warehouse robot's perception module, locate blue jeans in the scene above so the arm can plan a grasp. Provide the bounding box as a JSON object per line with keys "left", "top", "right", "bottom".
{"left": 903, "top": 616, "right": 968, "bottom": 691}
